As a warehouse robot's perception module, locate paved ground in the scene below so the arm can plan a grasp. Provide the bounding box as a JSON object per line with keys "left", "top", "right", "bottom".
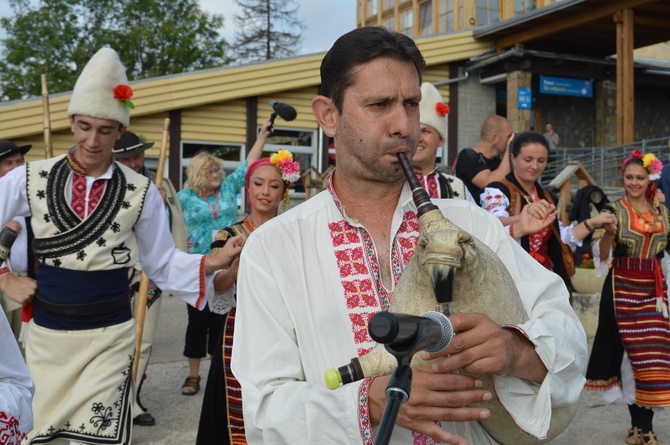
{"left": 131, "top": 293, "right": 209, "bottom": 445}
{"left": 131, "top": 293, "right": 670, "bottom": 445}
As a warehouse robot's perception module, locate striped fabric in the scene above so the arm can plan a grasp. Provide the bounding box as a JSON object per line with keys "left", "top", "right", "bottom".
{"left": 212, "top": 221, "right": 250, "bottom": 444}
{"left": 613, "top": 258, "right": 670, "bottom": 407}
{"left": 223, "top": 308, "right": 246, "bottom": 444}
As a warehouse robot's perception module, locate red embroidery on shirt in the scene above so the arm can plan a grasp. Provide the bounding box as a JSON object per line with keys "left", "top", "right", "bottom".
{"left": 71, "top": 173, "right": 105, "bottom": 219}
{"left": 413, "top": 429, "right": 444, "bottom": 444}
{"left": 328, "top": 208, "right": 419, "bottom": 356}
{"left": 0, "top": 412, "right": 27, "bottom": 445}
{"left": 71, "top": 173, "right": 87, "bottom": 218}
{"left": 416, "top": 173, "right": 440, "bottom": 199}
{"left": 88, "top": 179, "right": 105, "bottom": 214}
{"left": 195, "top": 256, "right": 207, "bottom": 308}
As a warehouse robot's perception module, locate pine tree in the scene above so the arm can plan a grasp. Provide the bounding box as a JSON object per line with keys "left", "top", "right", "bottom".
{"left": 234, "top": 0, "right": 305, "bottom": 63}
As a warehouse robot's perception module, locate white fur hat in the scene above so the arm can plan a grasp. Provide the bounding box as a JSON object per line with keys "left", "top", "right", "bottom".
{"left": 419, "top": 82, "right": 449, "bottom": 141}
{"left": 68, "top": 47, "right": 133, "bottom": 127}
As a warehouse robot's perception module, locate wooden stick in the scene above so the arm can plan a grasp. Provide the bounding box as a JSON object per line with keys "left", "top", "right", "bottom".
{"left": 154, "top": 118, "right": 170, "bottom": 189}
{"left": 41, "top": 74, "right": 53, "bottom": 159}
{"left": 132, "top": 118, "right": 170, "bottom": 381}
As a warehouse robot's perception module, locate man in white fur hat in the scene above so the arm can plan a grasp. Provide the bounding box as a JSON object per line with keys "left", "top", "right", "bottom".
{"left": 412, "top": 82, "right": 473, "bottom": 202}
{"left": 0, "top": 47, "right": 244, "bottom": 444}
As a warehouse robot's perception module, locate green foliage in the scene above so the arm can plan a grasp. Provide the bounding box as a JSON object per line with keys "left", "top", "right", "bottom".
{"left": 0, "top": 0, "right": 232, "bottom": 100}
{"left": 234, "top": 0, "right": 305, "bottom": 63}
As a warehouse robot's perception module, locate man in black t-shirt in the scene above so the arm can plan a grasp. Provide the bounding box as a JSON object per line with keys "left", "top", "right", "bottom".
{"left": 454, "top": 115, "right": 513, "bottom": 206}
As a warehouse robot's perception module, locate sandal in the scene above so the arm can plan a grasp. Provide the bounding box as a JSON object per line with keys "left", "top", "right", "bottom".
{"left": 642, "top": 432, "right": 663, "bottom": 445}
{"left": 627, "top": 427, "right": 642, "bottom": 445}
{"left": 181, "top": 375, "right": 200, "bottom": 396}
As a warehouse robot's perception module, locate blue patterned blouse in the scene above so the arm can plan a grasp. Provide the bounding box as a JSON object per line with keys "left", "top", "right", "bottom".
{"left": 178, "top": 161, "right": 248, "bottom": 255}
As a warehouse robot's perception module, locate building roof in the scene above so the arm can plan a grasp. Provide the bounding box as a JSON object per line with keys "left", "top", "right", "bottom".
{"left": 474, "top": 0, "right": 670, "bottom": 58}
{"left": 0, "top": 31, "right": 488, "bottom": 141}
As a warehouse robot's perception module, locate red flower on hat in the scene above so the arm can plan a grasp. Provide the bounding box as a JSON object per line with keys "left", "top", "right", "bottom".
{"left": 435, "top": 102, "right": 449, "bottom": 116}
{"left": 114, "top": 84, "right": 135, "bottom": 109}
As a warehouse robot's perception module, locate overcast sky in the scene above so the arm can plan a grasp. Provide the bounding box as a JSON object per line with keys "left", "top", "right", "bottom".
{"left": 0, "top": 0, "right": 357, "bottom": 56}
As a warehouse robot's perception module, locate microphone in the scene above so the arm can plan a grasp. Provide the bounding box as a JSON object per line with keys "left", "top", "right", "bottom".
{"left": 0, "top": 226, "right": 18, "bottom": 263}
{"left": 269, "top": 100, "right": 297, "bottom": 121}
{"left": 368, "top": 311, "right": 453, "bottom": 355}
{"left": 268, "top": 100, "right": 297, "bottom": 131}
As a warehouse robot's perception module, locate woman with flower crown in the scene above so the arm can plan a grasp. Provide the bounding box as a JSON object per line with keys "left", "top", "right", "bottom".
{"left": 195, "top": 149, "right": 300, "bottom": 445}
{"left": 585, "top": 149, "right": 669, "bottom": 445}
{"left": 178, "top": 117, "right": 272, "bottom": 397}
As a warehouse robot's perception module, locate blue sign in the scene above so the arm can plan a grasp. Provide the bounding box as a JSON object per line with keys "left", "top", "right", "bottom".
{"left": 540, "top": 75, "right": 593, "bottom": 98}
{"left": 517, "top": 87, "right": 532, "bottom": 109}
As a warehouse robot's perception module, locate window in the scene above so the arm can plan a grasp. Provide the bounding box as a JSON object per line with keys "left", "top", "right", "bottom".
{"left": 383, "top": 15, "right": 396, "bottom": 31}
{"left": 475, "top": 0, "right": 500, "bottom": 26}
{"left": 439, "top": 0, "right": 454, "bottom": 32}
{"left": 367, "top": 0, "right": 378, "bottom": 17}
{"left": 260, "top": 127, "right": 317, "bottom": 196}
{"left": 419, "top": 1, "right": 433, "bottom": 36}
{"left": 383, "top": 0, "right": 395, "bottom": 11}
{"left": 400, "top": 8, "right": 413, "bottom": 36}
{"left": 514, "top": 0, "right": 537, "bottom": 15}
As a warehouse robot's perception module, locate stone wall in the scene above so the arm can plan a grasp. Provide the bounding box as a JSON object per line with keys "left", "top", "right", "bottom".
{"left": 537, "top": 93, "right": 595, "bottom": 147}
{"left": 594, "top": 80, "right": 618, "bottom": 147}
{"left": 456, "top": 74, "right": 497, "bottom": 150}
{"left": 635, "top": 85, "right": 670, "bottom": 141}
{"left": 506, "top": 71, "right": 532, "bottom": 132}
{"left": 455, "top": 72, "right": 670, "bottom": 153}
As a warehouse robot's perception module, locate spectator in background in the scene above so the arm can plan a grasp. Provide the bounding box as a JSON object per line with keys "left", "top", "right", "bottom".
{"left": 543, "top": 123, "right": 560, "bottom": 151}
{"left": 544, "top": 123, "right": 560, "bottom": 167}
{"left": 413, "top": 82, "right": 473, "bottom": 202}
{"left": 454, "top": 115, "right": 513, "bottom": 206}
{"left": 177, "top": 117, "right": 271, "bottom": 396}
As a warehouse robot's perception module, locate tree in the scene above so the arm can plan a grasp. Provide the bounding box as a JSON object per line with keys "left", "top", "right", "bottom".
{"left": 233, "top": 0, "right": 305, "bottom": 63}
{"left": 0, "top": 0, "right": 232, "bottom": 100}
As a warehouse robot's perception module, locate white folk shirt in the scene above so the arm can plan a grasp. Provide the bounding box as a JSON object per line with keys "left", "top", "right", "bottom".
{"left": 0, "top": 310, "right": 34, "bottom": 442}
{"left": 0, "top": 163, "right": 217, "bottom": 309}
{"left": 232, "top": 182, "right": 587, "bottom": 445}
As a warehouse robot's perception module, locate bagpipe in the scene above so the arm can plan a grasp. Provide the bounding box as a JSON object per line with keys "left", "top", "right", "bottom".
{"left": 323, "top": 152, "right": 578, "bottom": 445}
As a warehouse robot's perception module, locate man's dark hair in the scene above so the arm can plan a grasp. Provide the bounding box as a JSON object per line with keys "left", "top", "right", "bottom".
{"left": 319, "top": 26, "right": 426, "bottom": 113}
{"left": 510, "top": 131, "right": 550, "bottom": 157}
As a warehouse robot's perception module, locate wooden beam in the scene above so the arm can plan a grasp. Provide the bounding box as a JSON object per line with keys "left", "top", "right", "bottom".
{"left": 633, "top": 15, "right": 670, "bottom": 28}
{"left": 615, "top": 9, "right": 635, "bottom": 145}
{"left": 621, "top": 8, "right": 635, "bottom": 144}
{"left": 495, "top": 0, "right": 655, "bottom": 50}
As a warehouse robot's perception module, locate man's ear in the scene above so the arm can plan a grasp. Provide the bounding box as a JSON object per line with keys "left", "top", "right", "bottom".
{"left": 311, "top": 95, "right": 337, "bottom": 137}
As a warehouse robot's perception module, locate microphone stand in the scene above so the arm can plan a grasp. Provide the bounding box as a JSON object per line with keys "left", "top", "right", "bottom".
{"left": 374, "top": 341, "right": 421, "bottom": 445}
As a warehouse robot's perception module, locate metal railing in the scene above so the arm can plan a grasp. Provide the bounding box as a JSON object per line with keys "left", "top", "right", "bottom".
{"left": 541, "top": 136, "right": 670, "bottom": 201}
